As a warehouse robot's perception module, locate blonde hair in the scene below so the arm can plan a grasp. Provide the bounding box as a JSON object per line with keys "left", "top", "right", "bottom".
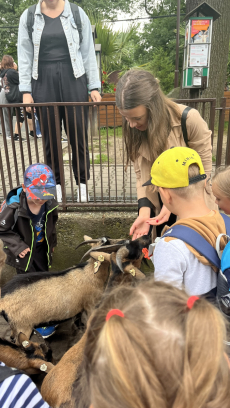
{"left": 116, "top": 70, "right": 181, "bottom": 165}
{"left": 212, "top": 166, "right": 230, "bottom": 199}
{"left": 84, "top": 280, "right": 230, "bottom": 408}
{"left": 169, "top": 163, "right": 205, "bottom": 199}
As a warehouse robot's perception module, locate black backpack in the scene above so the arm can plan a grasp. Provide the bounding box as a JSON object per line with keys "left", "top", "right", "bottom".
{"left": 27, "top": 2, "right": 83, "bottom": 43}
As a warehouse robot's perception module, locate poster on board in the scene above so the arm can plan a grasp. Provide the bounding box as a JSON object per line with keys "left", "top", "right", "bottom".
{"left": 189, "top": 44, "right": 208, "bottom": 67}
{"left": 191, "top": 19, "right": 211, "bottom": 43}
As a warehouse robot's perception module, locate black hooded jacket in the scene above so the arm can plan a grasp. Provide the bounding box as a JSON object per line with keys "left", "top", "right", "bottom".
{"left": 0, "top": 187, "right": 58, "bottom": 271}
{"left": 0, "top": 69, "right": 22, "bottom": 103}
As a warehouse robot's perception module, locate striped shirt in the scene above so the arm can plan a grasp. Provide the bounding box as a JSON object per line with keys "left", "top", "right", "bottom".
{"left": 0, "top": 363, "right": 50, "bottom": 408}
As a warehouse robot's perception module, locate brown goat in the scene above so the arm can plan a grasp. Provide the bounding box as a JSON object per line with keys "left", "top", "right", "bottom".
{"left": 41, "top": 316, "right": 93, "bottom": 408}
{"left": 41, "top": 235, "right": 151, "bottom": 408}
{"left": 0, "top": 245, "right": 111, "bottom": 344}
{"left": 0, "top": 333, "right": 54, "bottom": 375}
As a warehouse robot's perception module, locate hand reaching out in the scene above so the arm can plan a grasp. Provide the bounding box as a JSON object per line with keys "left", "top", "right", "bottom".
{"left": 146, "top": 205, "right": 171, "bottom": 226}
{"left": 130, "top": 215, "right": 150, "bottom": 241}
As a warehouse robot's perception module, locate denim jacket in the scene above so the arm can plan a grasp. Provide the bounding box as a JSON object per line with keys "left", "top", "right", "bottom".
{"left": 18, "top": 0, "right": 101, "bottom": 93}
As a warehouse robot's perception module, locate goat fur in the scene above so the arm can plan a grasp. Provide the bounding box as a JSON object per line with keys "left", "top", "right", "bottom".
{"left": 41, "top": 315, "right": 93, "bottom": 408}
{"left": 0, "top": 336, "right": 54, "bottom": 375}
{"left": 0, "top": 238, "right": 111, "bottom": 344}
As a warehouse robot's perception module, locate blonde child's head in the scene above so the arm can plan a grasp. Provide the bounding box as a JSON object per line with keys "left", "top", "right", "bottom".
{"left": 212, "top": 166, "right": 230, "bottom": 214}
{"left": 143, "top": 147, "right": 207, "bottom": 215}
{"left": 84, "top": 279, "right": 230, "bottom": 408}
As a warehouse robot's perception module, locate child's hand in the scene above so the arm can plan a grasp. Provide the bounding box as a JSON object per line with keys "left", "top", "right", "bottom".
{"left": 146, "top": 205, "right": 171, "bottom": 226}
{"left": 18, "top": 248, "right": 30, "bottom": 258}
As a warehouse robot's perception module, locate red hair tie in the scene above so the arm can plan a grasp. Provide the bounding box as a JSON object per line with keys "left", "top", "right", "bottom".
{"left": 106, "top": 309, "right": 124, "bottom": 321}
{"left": 187, "top": 296, "right": 199, "bottom": 310}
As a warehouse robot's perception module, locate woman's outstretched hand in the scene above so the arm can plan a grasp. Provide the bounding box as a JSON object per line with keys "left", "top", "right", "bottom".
{"left": 130, "top": 211, "right": 151, "bottom": 241}
{"left": 146, "top": 205, "right": 171, "bottom": 226}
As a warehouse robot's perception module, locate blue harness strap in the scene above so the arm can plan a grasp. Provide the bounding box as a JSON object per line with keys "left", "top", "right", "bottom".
{"left": 162, "top": 225, "right": 220, "bottom": 269}
{"left": 162, "top": 214, "right": 230, "bottom": 270}
{"left": 220, "top": 213, "right": 230, "bottom": 236}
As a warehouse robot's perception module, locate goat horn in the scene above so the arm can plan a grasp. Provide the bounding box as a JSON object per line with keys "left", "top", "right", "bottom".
{"left": 116, "top": 246, "right": 130, "bottom": 273}
{"left": 79, "top": 245, "right": 103, "bottom": 262}
{"left": 80, "top": 243, "right": 127, "bottom": 263}
{"left": 89, "top": 243, "right": 127, "bottom": 253}
{"left": 75, "top": 239, "right": 100, "bottom": 250}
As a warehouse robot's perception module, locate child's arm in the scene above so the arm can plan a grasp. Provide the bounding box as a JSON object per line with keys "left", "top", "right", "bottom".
{"left": 152, "top": 238, "right": 186, "bottom": 289}
{"left": 0, "top": 207, "right": 30, "bottom": 257}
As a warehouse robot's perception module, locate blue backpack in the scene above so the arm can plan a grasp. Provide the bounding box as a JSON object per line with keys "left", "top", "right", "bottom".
{"left": 161, "top": 213, "right": 230, "bottom": 315}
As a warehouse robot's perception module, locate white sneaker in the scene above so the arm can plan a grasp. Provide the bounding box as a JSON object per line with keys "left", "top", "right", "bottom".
{"left": 77, "top": 183, "right": 89, "bottom": 202}
{"left": 36, "top": 133, "right": 42, "bottom": 138}
{"left": 56, "top": 184, "right": 62, "bottom": 203}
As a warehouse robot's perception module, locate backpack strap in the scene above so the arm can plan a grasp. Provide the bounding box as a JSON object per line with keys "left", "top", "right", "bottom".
{"left": 27, "top": 4, "right": 36, "bottom": 41}
{"left": 181, "top": 106, "right": 192, "bottom": 147}
{"left": 221, "top": 213, "right": 230, "bottom": 237}
{"left": 70, "top": 2, "right": 83, "bottom": 44}
{"left": 27, "top": 3, "right": 82, "bottom": 43}
{"left": 0, "top": 365, "right": 23, "bottom": 383}
{"left": 162, "top": 225, "right": 220, "bottom": 269}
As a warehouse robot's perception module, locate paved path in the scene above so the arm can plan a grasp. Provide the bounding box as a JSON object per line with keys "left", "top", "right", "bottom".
{"left": 0, "top": 123, "right": 137, "bottom": 203}
{"left": 1, "top": 117, "right": 226, "bottom": 204}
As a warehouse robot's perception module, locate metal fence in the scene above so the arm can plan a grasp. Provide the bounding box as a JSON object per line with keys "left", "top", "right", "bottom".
{"left": 0, "top": 97, "right": 229, "bottom": 209}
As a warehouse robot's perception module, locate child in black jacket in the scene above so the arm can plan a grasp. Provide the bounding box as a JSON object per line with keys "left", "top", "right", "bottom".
{"left": 0, "top": 163, "right": 58, "bottom": 274}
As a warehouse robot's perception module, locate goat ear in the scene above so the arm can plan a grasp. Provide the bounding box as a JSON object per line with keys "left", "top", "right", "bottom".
{"left": 90, "top": 251, "right": 111, "bottom": 262}
{"left": 18, "top": 332, "right": 31, "bottom": 348}
{"left": 84, "top": 235, "right": 92, "bottom": 241}
{"left": 123, "top": 264, "right": 146, "bottom": 280}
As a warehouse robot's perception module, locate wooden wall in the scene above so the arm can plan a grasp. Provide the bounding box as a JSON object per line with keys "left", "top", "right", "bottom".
{"left": 224, "top": 91, "right": 230, "bottom": 121}
{"left": 99, "top": 93, "right": 122, "bottom": 127}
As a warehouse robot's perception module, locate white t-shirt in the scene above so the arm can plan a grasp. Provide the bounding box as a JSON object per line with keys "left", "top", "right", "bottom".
{"left": 152, "top": 238, "right": 217, "bottom": 296}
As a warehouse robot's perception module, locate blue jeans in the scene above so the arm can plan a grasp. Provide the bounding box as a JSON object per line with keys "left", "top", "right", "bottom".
{"left": 35, "top": 112, "right": 41, "bottom": 135}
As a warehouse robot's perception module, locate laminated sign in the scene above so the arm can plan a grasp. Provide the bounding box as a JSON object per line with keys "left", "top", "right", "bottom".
{"left": 191, "top": 19, "right": 211, "bottom": 44}
{"left": 182, "top": 17, "right": 212, "bottom": 89}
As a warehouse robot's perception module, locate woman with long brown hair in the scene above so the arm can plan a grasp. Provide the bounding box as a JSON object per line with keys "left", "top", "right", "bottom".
{"left": 84, "top": 279, "right": 230, "bottom": 408}
{"left": 115, "top": 70, "right": 216, "bottom": 239}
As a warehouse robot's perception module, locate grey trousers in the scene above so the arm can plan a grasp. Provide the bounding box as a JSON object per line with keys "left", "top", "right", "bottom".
{"left": 0, "top": 90, "right": 13, "bottom": 137}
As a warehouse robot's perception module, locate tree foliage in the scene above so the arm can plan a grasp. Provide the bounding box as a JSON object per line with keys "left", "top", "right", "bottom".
{"left": 147, "top": 47, "right": 175, "bottom": 93}
{"left": 133, "top": 0, "right": 186, "bottom": 93}
{"left": 0, "top": 0, "right": 136, "bottom": 60}
{"left": 93, "top": 22, "right": 137, "bottom": 72}
{"left": 74, "top": 0, "right": 138, "bottom": 17}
